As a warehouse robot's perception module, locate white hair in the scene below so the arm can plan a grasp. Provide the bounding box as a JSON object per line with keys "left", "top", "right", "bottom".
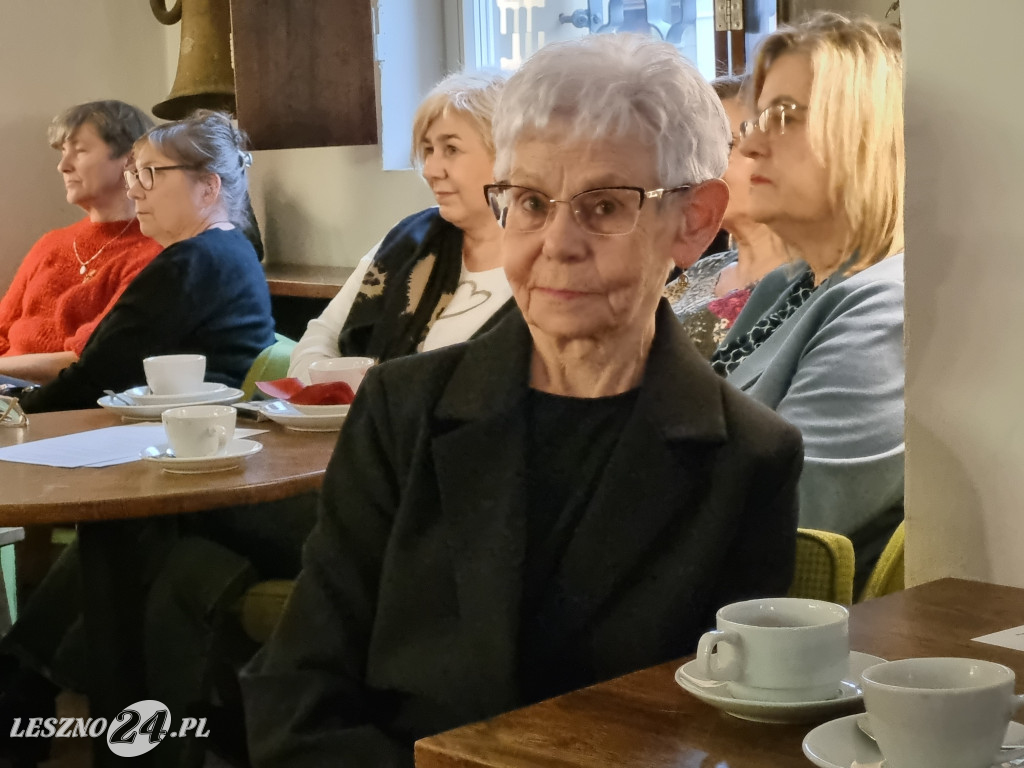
{"left": 493, "top": 34, "right": 729, "bottom": 185}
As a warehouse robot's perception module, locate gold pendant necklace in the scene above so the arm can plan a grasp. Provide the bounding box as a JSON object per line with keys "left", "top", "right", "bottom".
{"left": 73, "top": 219, "right": 134, "bottom": 280}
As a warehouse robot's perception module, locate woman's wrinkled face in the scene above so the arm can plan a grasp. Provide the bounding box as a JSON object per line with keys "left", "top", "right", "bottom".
{"left": 420, "top": 111, "right": 495, "bottom": 232}
{"left": 127, "top": 141, "right": 208, "bottom": 247}
{"left": 56, "top": 122, "right": 130, "bottom": 214}
{"left": 740, "top": 53, "right": 833, "bottom": 232}
{"left": 720, "top": 97, "right": 755, "bottom": 233}
{"left": 501, "top": 129, "right": 678, "bottom": 348}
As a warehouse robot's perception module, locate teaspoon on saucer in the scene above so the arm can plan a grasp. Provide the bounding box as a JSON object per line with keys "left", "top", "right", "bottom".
{"left": 856, "top": 714, "right": 1024, "bottom": 765}
{"left": 104, "top": 389, "right": 135, "bottom": 406}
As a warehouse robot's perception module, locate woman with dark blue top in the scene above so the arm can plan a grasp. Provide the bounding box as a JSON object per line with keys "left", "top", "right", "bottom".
{"left": 20, "top": 111, "right": 273, "bottom": 413}
{"left": 0, "top": 111, "right": 277, "bottom": 768}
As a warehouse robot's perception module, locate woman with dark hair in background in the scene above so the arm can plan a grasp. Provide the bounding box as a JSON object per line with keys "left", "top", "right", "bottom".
{"left": 664, "top": 75, "right": 787, "bottom": 357}
{"left": 0, "top": 100, "right": 160, "bottom": 386}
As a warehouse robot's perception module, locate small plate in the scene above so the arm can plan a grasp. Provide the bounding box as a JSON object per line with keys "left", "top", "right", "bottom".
{"left": 290, "top": 402, "right": 350, "bottom": 417}
{"left": 674, "top": 651, "right": 885, "bottom": 724}
{"left": 140, "top": 438, "right": 263, "bottom": 474}
{"left": 124, "top": 382, "right": 229, "bottom": 405}
{"left": 261, "top": 400, "right": 347, "bottom": 432}
{"left": 802, "top": 713, "right": 1024, "bottom": 768}
{"left": 98, "top": 387, "right": 244, "bottom": 420}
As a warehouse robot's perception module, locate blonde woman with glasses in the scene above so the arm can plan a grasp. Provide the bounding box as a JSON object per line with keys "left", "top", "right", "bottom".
{"left": 288, "top": 71, "right": 515, "bottom": 381}
{"left": 711, "top": 12, "right": 905, "bottom": 587}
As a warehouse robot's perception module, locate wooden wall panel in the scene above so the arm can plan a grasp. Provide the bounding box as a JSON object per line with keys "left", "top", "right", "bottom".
{"left": 230, "top": 0, "right": 378, "bottom": 150}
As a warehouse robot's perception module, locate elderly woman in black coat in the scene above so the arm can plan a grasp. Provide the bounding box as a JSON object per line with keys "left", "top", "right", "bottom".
{"left": 242, "top": 33, "right": 804, "bottom": 768}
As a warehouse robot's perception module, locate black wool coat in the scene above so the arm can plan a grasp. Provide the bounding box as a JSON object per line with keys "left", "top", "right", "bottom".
{"left": 242, "top": 300, "right": 803, "bottom": 768}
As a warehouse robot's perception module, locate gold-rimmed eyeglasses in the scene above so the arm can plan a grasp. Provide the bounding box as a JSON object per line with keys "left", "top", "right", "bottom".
{"left": 123, "top": 165, "right": 197, "bottom": 191}
{"left": 0, "top": 396, "right": 28, "bottom": 428}
{"left": 739, "top": 103, "right": 808, "bottom": 141}
{"left": 483, "top": 184, "right": 692, "bottom": 236}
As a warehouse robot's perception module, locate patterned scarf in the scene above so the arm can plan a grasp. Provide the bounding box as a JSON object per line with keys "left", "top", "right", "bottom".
{"left": 338, "top": 208, "right": 465, "bottom": 362}
{"left": 710, "top": 267, "right": 817, "bottom": 376}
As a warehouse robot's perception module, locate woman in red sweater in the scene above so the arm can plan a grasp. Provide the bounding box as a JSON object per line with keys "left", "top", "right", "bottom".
{"left": 0, "top": 100, "right": 162, "bottom": 385}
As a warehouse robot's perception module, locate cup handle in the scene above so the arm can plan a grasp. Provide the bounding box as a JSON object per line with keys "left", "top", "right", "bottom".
{"left": 1001, "top": 746, "right": 1024, "bottom": 763}
{"left": 213, "top": 426, "right": 228, "bottom": 454}
{"left": 993, "top": 696, "right": 1024, "bottom": 765}
{"left": 1011, "top": 693, "right": 1024, "bottom": 714}
{"left": 695, "top": 629, "right": 743, "bottom": 682}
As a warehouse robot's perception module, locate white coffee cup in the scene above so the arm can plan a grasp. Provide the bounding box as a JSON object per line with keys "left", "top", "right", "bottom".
{"left": 861, "top": 657, "right": 1024, "bottom": 768}
{"left": 143, "top": 354, "right": 206, "bottom": 396}
{"left": 307, "top": 357, "right": 374, "bottom": 391}
{"left": 695, "top": 597, "right": 849, "bottom": 702}
{"left": 162, "top": 404, "right": 236, "bottom": 459}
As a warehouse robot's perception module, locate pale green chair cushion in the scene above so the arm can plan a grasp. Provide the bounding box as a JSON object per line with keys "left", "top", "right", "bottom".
{"left": 241, "top": 334, "right": 297, "bottom": 399}
{"left": 788, "top": 528, "right": 856, "bottom": 605}
{"left": 858, "top": 521, "right": 905, "bottom": 602}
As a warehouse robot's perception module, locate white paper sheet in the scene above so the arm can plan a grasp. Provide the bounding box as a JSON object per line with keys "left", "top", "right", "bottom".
{"left": 0, "top": 424, "right": 267, "bottom": 468}
{"left": 973, "top": 625, "right": 1024, "bottom": 652}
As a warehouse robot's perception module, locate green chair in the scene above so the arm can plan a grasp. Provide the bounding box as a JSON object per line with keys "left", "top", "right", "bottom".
{"left": 232, "top": 335, "right": 301, "bottom": 643}
{"left": 240, "top": 333, "right": 297, "bottom": 399}
{"left": 242, "top": 527, "right": 863, "bottom": 645}
{"left": 788, "top": 528, "right": 856, "bottom": 605}
{"left": 235, "top": 579, "right": 296, "bottom": 644}
{"left": 0, "top": 526, "right": 25, "bottom": 627}
{"left": 858, "top": 521, "right": 905, "bottom": 602}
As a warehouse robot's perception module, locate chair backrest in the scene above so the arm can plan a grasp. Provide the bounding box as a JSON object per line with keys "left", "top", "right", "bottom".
{"left": 788, "top": 528, "right": 856, "bottom": 604}
{"left": 235, "top": 579, "right": 297, "bottom": 644}
{"left": 858, "top": 521, "right": 905, "bottom": 602}
{"left": 241, "top": 334, "right": 297, "bottom": 399}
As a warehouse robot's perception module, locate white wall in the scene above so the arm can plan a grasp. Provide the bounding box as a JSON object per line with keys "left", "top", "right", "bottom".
{"left": 249, "top": 146, "right": 433, "bottom": 267}
{"left": 902, "top": 0, "right": 1024, "bottom": 587}
{"left": 0, "top": 3, "right": 169, "bottom": 291}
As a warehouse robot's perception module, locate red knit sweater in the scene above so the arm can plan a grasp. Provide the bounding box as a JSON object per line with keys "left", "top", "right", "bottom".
{"left": 0, "top": 217, "right": 161, "bottom": 357}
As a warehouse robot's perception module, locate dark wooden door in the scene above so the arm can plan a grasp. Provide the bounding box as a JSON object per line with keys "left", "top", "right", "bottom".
{"left": 230, "top": 0, "right": 379, "bottom": 150}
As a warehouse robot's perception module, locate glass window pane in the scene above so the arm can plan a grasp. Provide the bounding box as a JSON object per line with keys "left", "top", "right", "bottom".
{"left": 463, "top": 1, "right": 720, "bottom": 80}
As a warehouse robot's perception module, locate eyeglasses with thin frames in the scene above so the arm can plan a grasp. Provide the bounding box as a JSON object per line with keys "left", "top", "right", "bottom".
{"left": 739, "top": 103, "right": 808, "bottom": 141}
{"left": 0, "top": 396, "right": 28, "bottom": 428}
{"left": 123, "top": 165, "right": 196, "bottom": 191}
{"left": 483, "top": 184, "right": 692, "bottom": 236}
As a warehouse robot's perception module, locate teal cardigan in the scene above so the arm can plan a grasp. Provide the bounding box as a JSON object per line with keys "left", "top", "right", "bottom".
{"left": 722, "top": 253, "right": 905, "bottom": 582}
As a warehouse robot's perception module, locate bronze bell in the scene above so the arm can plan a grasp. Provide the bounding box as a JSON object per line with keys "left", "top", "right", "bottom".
{"left": 150, "top": 0, "right": 236, "bottom": 120}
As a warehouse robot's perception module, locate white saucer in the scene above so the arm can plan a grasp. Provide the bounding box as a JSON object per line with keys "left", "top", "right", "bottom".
{"left": 124, "top": 382, "right": 229, "bottom": 405}
{"left": 261, "top": 400, "right": 346, "bottom": 432}
{"left": 802, "top": 713, "right": 1024, "bottom": 768}
{"left": 140, "top": 438, "right": 262, "bottom": 473}
{"left": 99, "top": 387, "right": 244, "bottom": 420}
{"left": 674, "top": 651, "right": 885, "bottom": 724}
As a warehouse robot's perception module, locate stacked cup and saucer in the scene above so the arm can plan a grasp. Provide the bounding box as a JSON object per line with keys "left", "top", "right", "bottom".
{"left": 675, "top": 597, "right": 884, "bottom": 724}
{"left": 99, "top": 354, "right": 245, "bottom": 420}
{"left": 141, "top": 404, "right": 263, "bottom": 474}
{"left": 803, "top": 656, "right": 1024, "bottom": 768}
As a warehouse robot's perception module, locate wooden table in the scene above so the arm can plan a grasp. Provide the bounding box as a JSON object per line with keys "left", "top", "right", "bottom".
{"left": 0, "top": 408, "right": 337, "bottom": 525}
{"left": 0, "top": 408, "right": 338, "bottom": 766}
{"left": 416, "top": 578, "right": 1024, "bottom": 768}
